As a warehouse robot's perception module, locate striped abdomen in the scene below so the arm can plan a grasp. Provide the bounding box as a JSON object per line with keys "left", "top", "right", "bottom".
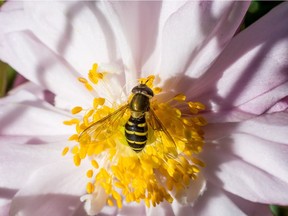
{"left": 125, "top": 115, "right": 148, "bottom": 152}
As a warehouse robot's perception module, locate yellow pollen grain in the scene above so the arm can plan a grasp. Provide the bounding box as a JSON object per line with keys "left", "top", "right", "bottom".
{"left": 96, "top": 72, "right": 104, "bottom": 79}
{"left": 71, "top": 145, "right": 79, "bottom": 154}
{"left": 91, "top": 159, "right": 99, "bottom": 169}
{"left": 93, "top": 97, "right": 105, "bottom": 108}
{"left": 71, "top": 106, "right": 83, "bottom": 114}
{"left": 78, "top": 77, "right": 88, "bottom": 83}
{"left": 88, "top": 71, "right": 99, "bottom": 84}
{"left": 192, "top": 116, "right": 207, "bottom": 126}
{"left": 86, "top": 182, "right": 95, "bottom": 194}
{"left": 62, "top": 147, "right": 69, "bottom": 156}
{"left": 112, "top": 190, "right": 121, "bottom": 202}
{"left": 68, "top": 134, "right": 78, "bottom": 141}
{"left": 191, "top": 158, "right": 205, "bottom": 167}
{"left": 79, "top": 147, "right": 87, "bottom": 159}
{"left": 73, "top": 154, "right": 81, "bottom": 166}
{"left": 86, "top": 169, "right": 94, "bottom": 178}
{"left": 173, "top": 93, "right": 186, "bottom": 102}
{"left": 188, "top": 101, "right": 206, "bottom": 110}
{"left": 86, "top": 109, "right": 94, "bottom": 119}
{"left": 85, "top": 83, "right": 94, "bottom": 91}
{"left": 153, "top": 87, "right": 162, "bottom": 94}
{"left": 107, "top": 198, "right": 114, "bottom": 206}
{"left": 92, "top": 63, "right": 98, "bottom": 71}
{"left": 63, "top": 118, "right": 80, "bottom": 125}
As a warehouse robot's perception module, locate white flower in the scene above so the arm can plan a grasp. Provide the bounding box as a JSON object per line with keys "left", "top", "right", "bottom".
{"left": 0, "top": 1, "right": 288, "bottom": 216}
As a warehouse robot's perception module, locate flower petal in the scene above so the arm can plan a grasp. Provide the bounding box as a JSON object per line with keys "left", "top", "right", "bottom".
{"left": 105, "top": 1, "right": 185, "bottom": 77}
{"left": 23, "top": 1, "right": 121, "bottom": 76}
{"left": 0, "top": 143, "right": 62, "bottom": 189}
{"left": 155, "top": 1, "right": 250, "bottom": 82}
{"left": 145, "top": 201, "right": 173, "bottom": 216}
{"left": 189, "top": 184, "right": 271, "bottom": 216}
{"left": 0, "top": 202, "right": 10, "bottom": 216}
{"left": 267, "top": 96, "right": 288, "bottom": 113}
{"left": 174, "top": 173, "right": 206, "bottom": 206}
{"left": 206, "top": 111, "right": 288, "bottom": 144}
{"left": 0, "top": 6, "right": 27, "bottom": 37}
{"left": 194, "top": 2, "right": 288, "bottom": 114}
{"left": 10, "top": 160, "right": 86, "bottom": 216}
{"left": 117, "top": 202, "right": 146, "bottom": 216}
{"left": 0, "top": 96, "right": 73, "bottom": 137}
{"left": 0, "top": 30, "right": 93, "bottom": 108}
{"left": 204, "top": 111, "right": 288, "bottom": 205}
{"left": 203, "top": 145, "right": 288, "bottom": 204}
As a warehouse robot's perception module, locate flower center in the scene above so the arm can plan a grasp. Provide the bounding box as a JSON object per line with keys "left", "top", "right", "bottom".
{"left": 63, "top": 63, "right": 207, "bottom": 209}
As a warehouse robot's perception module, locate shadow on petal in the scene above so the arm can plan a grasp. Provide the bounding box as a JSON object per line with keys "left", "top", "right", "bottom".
{"left": 10, "top": 193, "right": 82, "bottom": 216}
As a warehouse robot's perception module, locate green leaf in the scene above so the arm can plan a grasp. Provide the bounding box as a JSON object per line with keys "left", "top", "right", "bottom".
{"left": 270, "top": 205, "right": 288, "bottom": 216}
{"left": 0, "top": 61, "right": 16, "bottom": 97}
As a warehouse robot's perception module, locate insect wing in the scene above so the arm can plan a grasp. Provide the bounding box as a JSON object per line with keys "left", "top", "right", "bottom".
{"left": 79, "top": 105, "right": 129, "bottom": 147}
{"left": 147, "top": 108, "right": 177, "bottom": 156}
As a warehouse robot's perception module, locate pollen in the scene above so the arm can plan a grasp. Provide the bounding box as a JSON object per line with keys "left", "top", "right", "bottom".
{"left": 62, "top": 147, "right": 69, "bottom": 156}
{"left": 71, "top": 106, "right": 83, "bottom": 114}
{"left": 63, "top": 65, "right": 206, "bottom": 209}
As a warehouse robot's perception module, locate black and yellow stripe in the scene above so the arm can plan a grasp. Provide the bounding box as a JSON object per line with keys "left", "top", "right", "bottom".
{"left": 125, "top": 116, "right": 148, "bottom": 152}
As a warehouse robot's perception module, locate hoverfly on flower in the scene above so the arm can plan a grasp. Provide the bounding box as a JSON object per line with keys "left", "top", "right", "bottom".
{"left": 63, "top": 65, "right": 206, "bottom": 208}
{"left": 78, "top": 76, "right": 177, "bottom": 154}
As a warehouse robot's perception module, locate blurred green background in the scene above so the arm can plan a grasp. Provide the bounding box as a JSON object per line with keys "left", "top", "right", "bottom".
{"left": 0, "top": 1, "right": 287, "bottom": 215}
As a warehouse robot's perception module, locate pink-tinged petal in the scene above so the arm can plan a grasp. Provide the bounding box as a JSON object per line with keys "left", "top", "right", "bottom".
{"left": 174, "top": 173, "right": 206, "bottom": 206}
{"left": 0, "top": 202, "right": 10, "bottom": 216}
{"left": 105, "top": 1, "right": 185, "bottom": 80}
{"left": 184, "top": 184, "right": 245, "bottom": 216}
{"left": 225, "top": 186, "right": 274, "bottom": 216}
{"left": 203, "top": 108, "right": 256, "bottom": 123}
{"left": 190, "top": 184, "right": 271, "bottom": 216}
{"left": 145, "top": 202, "right": 173, "bottom": 216}
{"left": 12, "top": 74, "right": 27, "bottom": 87}
{"left": 116, "top": 202, "right": 145, "bottom": 216}
{"left": 0, "top": 1, "right": 23, "bottom": 12}
{"left": 237, "top": 111, "right": 288, "bottom": 144}
{"left": 23, "top": 1, "right": 122, "bottom": 77}
{"left": 0, "top": 31, "right": 93, "bottom": 108}
{"left": 267, "top": 96, "right": 288, "bottom": 113}
{"left": 0, "top": 143, "right": 63, "bottom": 189}
{"left": 205, "top": 111, "right": 288, "bottom": 142}
{"left": 204, "top": 112, "right": 288, "bottom": 204}
{"left": 194, "top": 2, "right": 288, "bottom": 114}
{"left": 155, "top": 1, "right": 250, "bottom": 83}
{"left": 10, "top": 161, "right": 87, "bottom": 216}
{"left": 8, "top": 81, "right": 55, "bottom": 104}
{"left": 0, "top": 2, "right": 26, "bottom": 37}
{"left": 81, "top": 187, "right": 109, "bottom": 216}
{"left": 203, "top": 144, "right": 288, "bottom": 205}
{"left": 0, "top": 96, "right": 74, "bottom": 137}
{"left": 1, "top": 87, "right": 63, "bottom": 144}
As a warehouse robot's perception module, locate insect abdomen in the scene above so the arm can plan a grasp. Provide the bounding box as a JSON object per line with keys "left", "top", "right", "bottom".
{"left": 125, "top": 116, "right": 148, "bottom": 152}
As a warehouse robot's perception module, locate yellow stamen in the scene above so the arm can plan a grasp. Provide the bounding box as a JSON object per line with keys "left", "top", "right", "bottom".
{"left": 68, "top": 134, "right": 78, "bottom": 141}
{"left": 73, "top": 154, "right": 81, "bottom": 166}
{"left": 71, "top": 106, "right": 83, "bottom": 114}
{"left": 62, "top": 147, "right": 69, "bottom": 156}
{"left": 85, "top": 83, "right": 94, "bottom": 91}
{"left": 63, "top": 118, "right": 80, "bottom": 125}
{"left": 78, "top": 77, "right": 88, "bottom": 83}
{"left": 86, "top": 182, "right": 95, "bottom": 194}
{"left": 86, "top": 169, "right": 94, "bottom": 178}
{"left": 173, "top": 93, "right": 186, "bottom": 102}
{"left": 63, "top": 71, "right": 207, "bottom": 209}
{"left": 91, "top": 160, "right": 99, "bottom": 169}
{"left": 107, "top": 198, "right": 114, "bottom": 206}
{"left": 93, "top": 97, "right": 105, "bottom": 108}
